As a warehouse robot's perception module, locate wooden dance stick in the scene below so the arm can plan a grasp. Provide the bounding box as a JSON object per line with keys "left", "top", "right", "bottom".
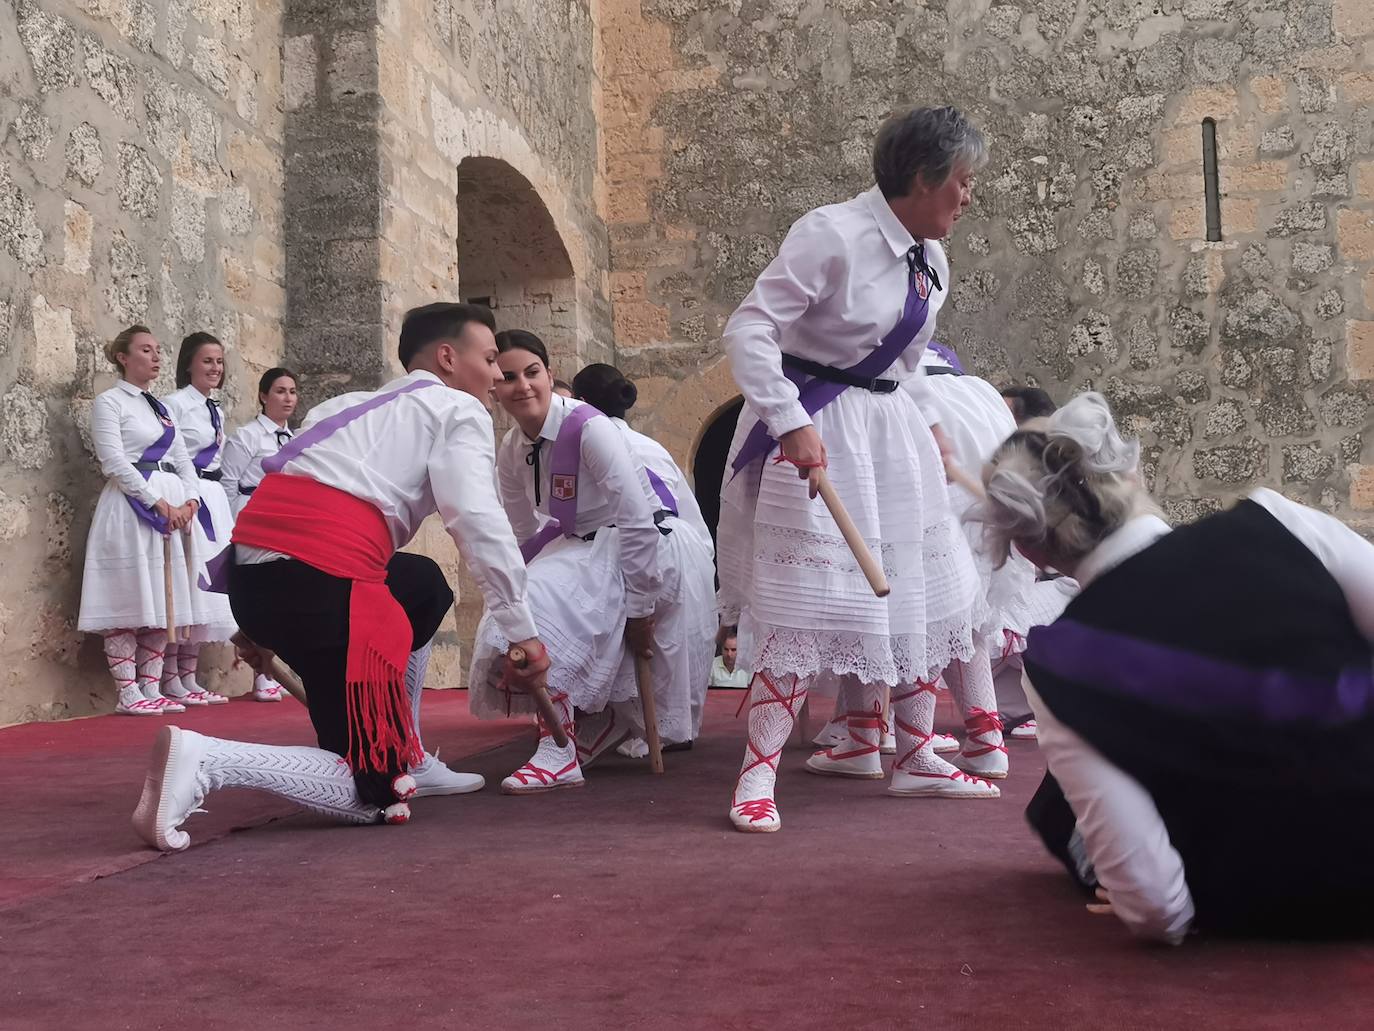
{"left": 507, "top": 645, "right": 570, "bottom": 748}
{"left": 813, "top": 469, "right": 891, "bottom": 598}
{"left": 181, "top": 526, "right": 196, "bottom": 641}
{"left": 944, "top": 460, "right": 987, "bottom": 501}
{"left": 633, "top": 651, "right": 665, "bottom": 775}
{"left": 162, "top": 534, "right": 177, "bottom": 642}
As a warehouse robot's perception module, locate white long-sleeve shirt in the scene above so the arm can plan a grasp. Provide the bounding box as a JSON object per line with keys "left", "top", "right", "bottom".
{"left": 722, "top": 184, "right": 949, "bottom": 439}
{"left": 91, "top": 379, "right": 199, "bottom": 506}
{"left": 220, "top": 412, "right": 291, "bottom": 511}
{"left": 1027, "top": 488, "right": 1374, "bottom": 945}
{"left": 496, "top": 395, "right": 661, "bottom": 618}
{"left": 236, "top": 370, "right": 536, "bottom": 644}
{"left": 161, "top": 385, "right": 225, "bottom": 473}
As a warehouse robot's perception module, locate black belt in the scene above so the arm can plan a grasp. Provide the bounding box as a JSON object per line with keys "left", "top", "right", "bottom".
{"left": 197, "top": 468, "right": 222, "bottom": 481}
{"left": 582, "top": 511, "right": 674, "bottom": 542}
{"left": 133, "top": 460, "right": 176, "bottom": 473}
{"left": 240, "top": 484, "right": 258, "bottom": 496}
{"left": 925, "top": 365, "right": 962, "bottom": 377}
{"left": 782, "top": 354, "right": 898, "bottom": 393}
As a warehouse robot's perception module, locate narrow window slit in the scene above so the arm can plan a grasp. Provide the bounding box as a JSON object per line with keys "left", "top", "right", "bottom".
{"left": 1202, "top": 118, "right": 1222, "bottom": 242}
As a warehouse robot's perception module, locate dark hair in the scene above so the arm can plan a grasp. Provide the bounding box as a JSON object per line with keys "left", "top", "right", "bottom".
{"left": 257, "top": 366, "right": 297, "bottom": 413}
{"left": 175, "top": 331, "right": 223, "bottom": 388}
{"left": 105, "top": 324, "right": 153, "bottom": 371}
{"left": 553, "top": 378, "right": 572, "bottom": 393}
{"left": 872, "top": 106, "right": 987, "bottom": 200}
{"left": 1000, "top": 385, "right": 1058, "bottom": 424}
{"left": 398, "top": 302, "right": 497, "bottom": 370}
{"left": 494, "top": 329, "right": 550, "bottom": 368}
{"left": 716, "top": 625, "right": 739, "bottom": 656}
{"left": 572, "top": 363, "right": 638, "bottom": 420}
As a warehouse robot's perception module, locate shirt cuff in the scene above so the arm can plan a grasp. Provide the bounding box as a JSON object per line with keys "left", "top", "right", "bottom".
{"left": 491, "top": 603, "right": 538, "bottom": 645}
{"left": 137, "top": 486, "right": 160, "bottom": 506}
{"left": 764, "top": 400, "right": 812, "bottom": 440}
{"left": 624, "top": 588, "right": 655, "bottom": 620}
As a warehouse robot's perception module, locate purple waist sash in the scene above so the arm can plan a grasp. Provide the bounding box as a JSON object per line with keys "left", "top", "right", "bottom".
{"left": 730, "top": 254, "right": 934, "bottom": 477}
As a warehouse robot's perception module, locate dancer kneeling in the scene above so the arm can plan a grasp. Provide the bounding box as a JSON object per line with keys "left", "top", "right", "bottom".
{"left": 469, "top": 333, "right": 677, "bottom": 792}
{"left": 132, "top": 303, "right": 548, "bottom": 850}
{"left": 979, "top": 392, "right": 1374, "bottom": 943}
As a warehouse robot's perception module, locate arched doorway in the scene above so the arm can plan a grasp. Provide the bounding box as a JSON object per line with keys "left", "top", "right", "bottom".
{"left": 690, "top": 397, "right": 744, "bottom": 552}
{"left": 456, "top": 156, "right": 578, "bottom": 374}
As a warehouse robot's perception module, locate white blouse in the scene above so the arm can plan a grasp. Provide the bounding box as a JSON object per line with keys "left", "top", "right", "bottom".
{"left": 1027, "top": 488, "right": 1374, "bottom": 945}
{"left": 220, "top": 413, "right": 292, "bottom": 507}
{"left": 238, "top": 370, "right": 537, "bottom": 644}
{"left": 161, "top": 385, "right": 225, "bottom": 473}
{"left": 722, "top": 184, "right": 949, "bottom": 440}
{"left": 90, "top": 379, "right": 199, "bottom": 506}
{"left": 611, "top": 417, "right": 711, "bottom": 541}
{"left": 496, "top": 395, "right": 662, "bottom": 618}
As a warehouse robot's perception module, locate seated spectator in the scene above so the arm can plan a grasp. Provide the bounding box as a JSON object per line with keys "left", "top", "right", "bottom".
{"left": 709, "top": 631, "right": 750, "bottom": 689}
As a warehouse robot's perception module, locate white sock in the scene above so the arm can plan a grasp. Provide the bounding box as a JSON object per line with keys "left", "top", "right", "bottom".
{"left": 200, "top": 737, "right": 382, "bottom": 824}
{"left": 103, "top": 630, "right": 139, "bottom": 707}
{"left": 405, "top": 639, "right": 433, "bottom": 755}
{"left": 733, "top": 672, "right": 808, "bottom": 804}
{"left": 135, "top": 630, "right": 168, "bottom": 701}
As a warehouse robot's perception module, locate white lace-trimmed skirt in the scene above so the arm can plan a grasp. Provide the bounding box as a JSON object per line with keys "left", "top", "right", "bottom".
{"left": 185, "top": 477, "right": 238, "bottom": 643}
{"left": 469, "top": 529, "right": 638, "bottom": 722}
{"left": 649, "top": 517, "right": 718, "bottom": 740}
{"left": 922, "top": 374, "right": 1039, "bottom": 647}
{"left": 718, "top": 385, "right": 986, "bottom": 687}
{"left": 78, "top": 472, "right": 202, "bottom": 635}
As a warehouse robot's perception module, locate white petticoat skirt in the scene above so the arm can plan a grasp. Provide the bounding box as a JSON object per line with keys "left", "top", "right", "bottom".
{"left": 718, "top": 384, "right": 986, "bottom": 688}
{"left": 78, "top": 471, "right": 205, "bottom": 635}
{"left": 651, "top": 517, "right": 718, "bottom": 740}
{"left": 922, "top": 374, "right": 1039, "bottom": 648}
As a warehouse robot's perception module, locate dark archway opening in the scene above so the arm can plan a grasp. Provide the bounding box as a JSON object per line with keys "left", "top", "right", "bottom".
{"left": 690, "top": 398, "right": 744, "bottom": 558}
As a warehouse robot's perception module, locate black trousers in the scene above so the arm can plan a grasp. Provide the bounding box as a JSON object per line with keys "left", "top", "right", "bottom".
{"left": 229, "top": 551, "right": 454, "bottom": 807}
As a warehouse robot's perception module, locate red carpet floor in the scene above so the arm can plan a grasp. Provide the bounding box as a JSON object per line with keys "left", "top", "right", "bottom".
{"left": 2, "top": 691, "right": 1371, "bottom": 1029}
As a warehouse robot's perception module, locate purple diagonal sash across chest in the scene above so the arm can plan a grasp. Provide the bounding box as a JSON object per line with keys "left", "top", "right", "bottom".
{"left": 520, "top": 404, "right": 602, "bottom": 563}
{"left": 262, "top": 378, "right": 442, "bottom": 475}
{"left": 644, "top": 468, "right": 678, "bottom": 515}
{"left": 730, "top": 255, "right": 934, "bottom": 476}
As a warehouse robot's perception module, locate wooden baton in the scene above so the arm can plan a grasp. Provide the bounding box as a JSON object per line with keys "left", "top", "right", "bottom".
{"left": 813, "top": 468, "right": 890, "bottom": 598}
{"left": 944, "top": 460, "right": 987, "bottom": 501}
{"left": 507, "top": 645, "right": 570, "bottom": 748}
{"left": 268, "top": 655, "right": 309, "bottom": 705}
{"left": 162, "top": 534, "right": 177, "bottom": 642}
{"left": 633, "top": 650, "right": 664, "bottom": 775}
{"left": 181, "top": 526, "right": 196, "bottom": 641}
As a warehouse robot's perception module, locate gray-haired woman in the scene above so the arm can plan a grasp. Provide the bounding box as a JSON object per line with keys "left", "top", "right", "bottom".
{"left": 977, "top": 392, "right": 1374, "bottom": 944}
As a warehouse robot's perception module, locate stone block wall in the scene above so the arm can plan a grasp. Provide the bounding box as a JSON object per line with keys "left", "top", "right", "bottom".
{"left": 601, "top": 0, "right": 1373, "bottom": 534}
{"left": 0, "top": 0, "right": 286, "bottom": 724}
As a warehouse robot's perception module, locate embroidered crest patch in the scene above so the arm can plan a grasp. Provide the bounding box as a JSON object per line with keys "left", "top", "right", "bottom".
{"left": 552, "top": 474, "right": 577, "bottom": 502}
{"left": 913, "top": 269, "right": 931, "bottom": 300}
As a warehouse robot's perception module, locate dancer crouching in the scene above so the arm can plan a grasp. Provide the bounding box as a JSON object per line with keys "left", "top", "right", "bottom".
{"left": 468, "top": 332, "right": 673, "bottom": 792}
{"left": 979, "top": 392, "right": 1374, "bottom": 942}
{"left": 132, "top": 303, "right": 548, "bottom": 850}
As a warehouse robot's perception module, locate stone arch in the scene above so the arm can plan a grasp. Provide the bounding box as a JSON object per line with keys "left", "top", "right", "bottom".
{"left": 456, "top": 156, "right": 578, "bottom": 375}
{"left": 689, "top": 395, "right": 744, "bottom": 550}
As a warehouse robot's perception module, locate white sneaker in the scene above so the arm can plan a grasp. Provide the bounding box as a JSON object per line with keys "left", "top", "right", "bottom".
{"left": 888, "top": 764, "right": 1000, "bottom": 799}
{"left": 804, "top": 747, "right": 885, "bottom": 779}
{"left": 410, "top": 753, "right": 485, "bottom": 797}
{"left": 616, "top": 736, "right": 649, "bottom": 758}
{"left": 501, "top": 738, "right": 584, "bottom": 795}
{"left": 932, "top": 733, "right": 960, "bottom": 754}
{"left": 131, "top": 725, "right": 212, "bottom": 851}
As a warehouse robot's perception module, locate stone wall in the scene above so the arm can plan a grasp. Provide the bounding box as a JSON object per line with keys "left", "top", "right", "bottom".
{"left": 0, "top": 0, "right": 286, "bottom": 724}
{"left": 601, "top": 0, "right": 1373, "bottom": 535}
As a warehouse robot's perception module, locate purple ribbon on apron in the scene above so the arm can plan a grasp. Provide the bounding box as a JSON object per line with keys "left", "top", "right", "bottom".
{"left": 520, "top": 404, "right": 602, "bottom": 563}
{"left": 730, "top": 244, "right": 937, "bottom": 476}
{"left": 202, "top": 377, "right": 443, "bottom": 592}
{"left": 926, "top": 340, "right": 964, "bottom": 374}
{"left": 125, "top": 396, "right": 177, "bottom": 535}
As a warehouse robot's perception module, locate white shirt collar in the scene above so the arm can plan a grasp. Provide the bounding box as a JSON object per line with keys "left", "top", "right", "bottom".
{"left": 116, "top": 379, "right": 143, "bottom": 397}
{"left": 862, "top": 184, "right": 917, "bottom": 258}
{"left": 530, "top": 393, "right": 582, "bottom": 446}
{"left": 254, "top": 412, "right": 285, "bottom": 432}
{"left": 1074, "top": 514, "right": 1172, "bottom": 587}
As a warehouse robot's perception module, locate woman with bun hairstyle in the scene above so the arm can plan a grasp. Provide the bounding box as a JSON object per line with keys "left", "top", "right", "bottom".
{"left": 469, "top": 331, "right": 679, "bottom": 792}
{"left": 219, "top": 367, "right": 298, "bottom": 701}
{"left": 158, "top": 331, "right": 238, "bottom": 706}
{"left": 572, "top": 362, "right": 717, "bottom": 749}
{"left": 77, "top": 326, "right": 203, "bottom": 715}
{"left": 977, "top": 392, "right": 1374, "bottom": 944}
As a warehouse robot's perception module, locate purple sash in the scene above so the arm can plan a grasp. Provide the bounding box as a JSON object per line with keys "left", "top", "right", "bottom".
{"left": 193, "top": 396, "right": 222, "bottom": 471}
{"left": 520, "top": 404, "right": 602, "bottom": 563}
{"left": 262, "top": 377, "right": 441, "bottom": 475}
{"left": 125, "top": 411, "right": 176, "bottom": 535}
{"left": 926, "top": 340, "right": 964, "bottom": 374}
{"left": 730, "top": 248, "right": 936, "bottom": 476}
{"left": 645, "top": 467, "right": 678, "bottom": 516}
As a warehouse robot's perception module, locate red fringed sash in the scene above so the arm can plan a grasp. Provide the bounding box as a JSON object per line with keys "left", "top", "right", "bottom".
{"left": 232, "top": 473, "right": 422, "bottom": 772}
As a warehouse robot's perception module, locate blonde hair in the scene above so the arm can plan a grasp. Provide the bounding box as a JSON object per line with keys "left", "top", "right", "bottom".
{"left": 104, "top": 324, "right": 153, "bottom": 371}
{"left": 972, "top": 392, "right": 1159, "bottom": 567}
